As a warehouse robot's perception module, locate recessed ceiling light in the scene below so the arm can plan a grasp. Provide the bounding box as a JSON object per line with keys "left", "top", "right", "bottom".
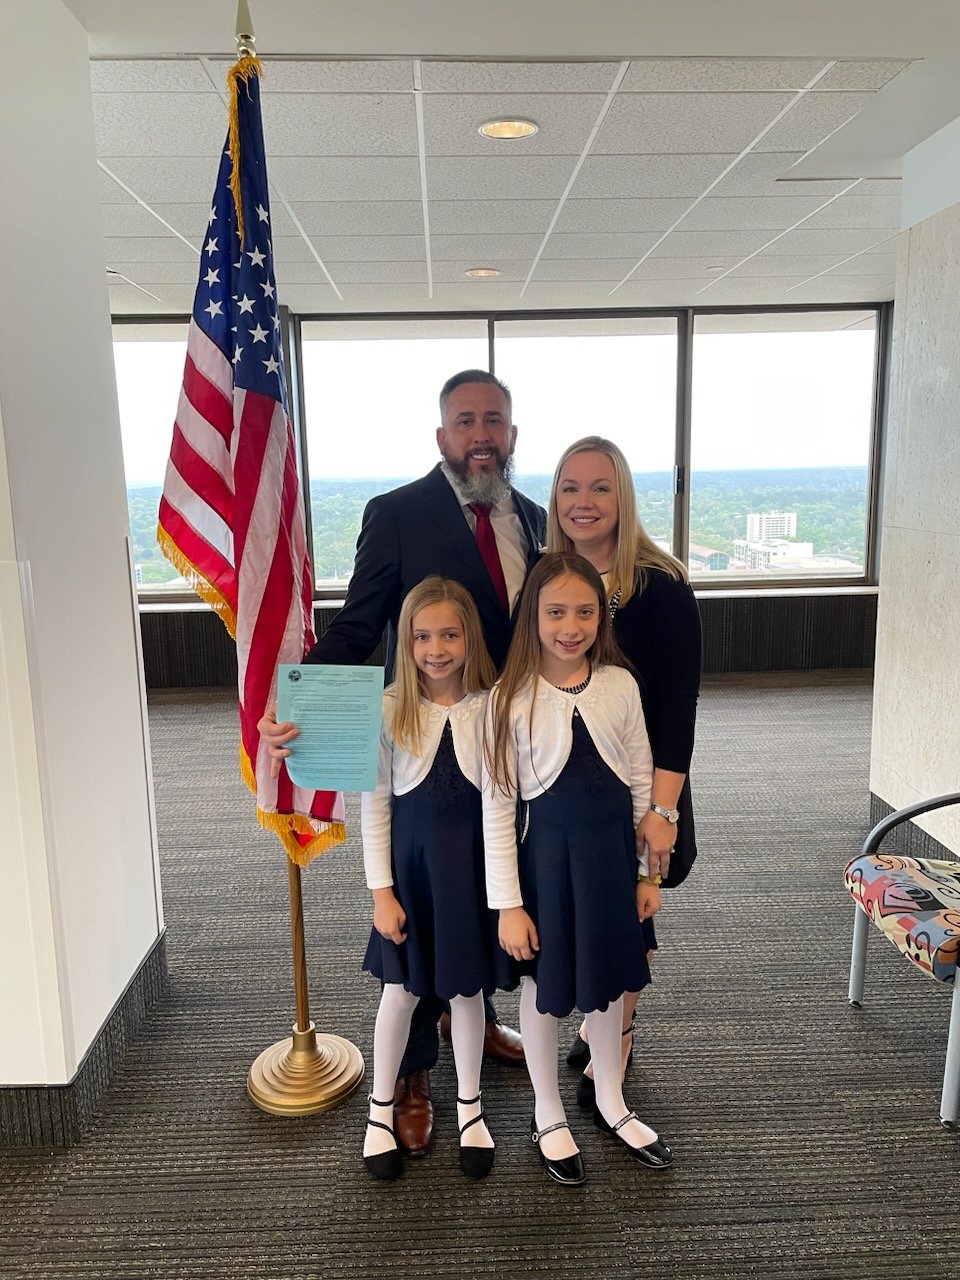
{"left": 465, "top": 267, "right": 501, "bottom": 278}
{"left": 705, "top": 265, "right": 726, "bottom": 274}
{"left": 478, "top": 118, "right": 539, "bottom": 140}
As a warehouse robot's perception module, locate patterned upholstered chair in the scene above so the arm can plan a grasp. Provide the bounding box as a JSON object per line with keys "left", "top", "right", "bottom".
{"left": 845, "top": 792, "right": 960, "bottom": 1127}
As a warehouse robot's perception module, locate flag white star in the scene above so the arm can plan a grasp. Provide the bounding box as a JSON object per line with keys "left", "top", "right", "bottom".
{"left": 208, "top": 206, "right": 217, "bottom": 227}
{"left": 233, "top": 346, "right": 243, "bottom": 365}
{"left": 237, "top": 294, "right": 255, "bottom": 314}
{"left": 272, "top": 312, "right": 281, "bottom": 330}
{"left": 203, "top": 267, "right": 220, "bottom": 286}
{"left": 234, "top": 259, "right": 242, "bottom": 270}
{"left": 247, "top": 247, "right": 266, "bottom": 268}
{"left": 204, "top": 237, "right": 218, "bottom": 256}
{"left": 256, "top": 203, "right": 269, "bottom": 223}
{"left": 263, "top": 355, "right": 280, "bottom": 375}
{"left": 249, "top": 323, "right": 268, "bottom": 343}
{"left": 204, "top": 299, "right": 223, "bottom": 319}
{"left": 260, "top": 280, "right": 275, "bottom": 299}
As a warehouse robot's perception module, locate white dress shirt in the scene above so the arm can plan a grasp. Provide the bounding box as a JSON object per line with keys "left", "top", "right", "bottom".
{"left": 481, "top": 666, "right": 653, "bottom": 909}
{"left": 360, "top": 688, "right": 487, "bottom": 890}
{"left": 440, "top": 463, "right": 528, "bottom": 611}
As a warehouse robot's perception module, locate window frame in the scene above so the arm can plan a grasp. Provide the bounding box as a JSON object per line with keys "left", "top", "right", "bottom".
{"left": 114, "top": 302, "right": 890, "bottom": 604}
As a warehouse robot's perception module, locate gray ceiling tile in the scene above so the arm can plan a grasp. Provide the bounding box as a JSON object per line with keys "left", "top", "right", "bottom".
{"left": 90, "top": 59, "right": 216, "bottom": 93}
{"left": 432, "top": 233, "right": 542, "bottom": 260}
{"left": 423, "top": 93, "right": 606, "bottom": 156}
{"left": 268, "top": 156, "right": 423, "bottom": 201}
{"left": 430, "top": 200, "right": 557, "bottom": 234}
{"left": 756, "top": 92, "right": 875, "bottom": 153}
{"left": 300, "top": 261, "right": 428, "bottom": 284}
{"left": 798, "top": 194, "right": 901, "bottom": 230}
{"left": 104, "top": 236, "right": 200, "bottom": 262}
{"left": 93, "top": 92, "right": 227, "bottom": 157}
{"left": 654, "top": 229, "right": 775, "bottom": 257}
{"left": 532, "top": 259, "right": 643, "bottom": 282}
{"left": 99, "top": 155, "right": 233, "bottom": 204}
{"left": 619, "top": 58, "right": 830, "bottom": 93}
{"left": 261, "top": 93, "right": 419, "bottom": 155}
{"left": 815, "top": 60, "right": 914, "bottom": 91}
{"left": 680, "top": 196, "right": 830, "bottom": 232}
{"left": 204, "top": 58, "right": 415, "bottom": 93}
{"left": 426, "top": 155, "right": 575, "bottom": 200}
{"left": 575, "top": 153, "right": 734, "bottom": 199}
{"left": 107, "top": 261, "right": 202, "bottom": 284}
{"left": 282, "top": 234, "right": 427, "bottom": 263}
{"left": 710, "top": 152, "right": 851, "bottom": 196}
{"left": 760, "top": 228, "right": 889, "bottom": 256}
{"left": 595, "top": 93, "right": 796, "bottom": 155}
{"left": 421, "top": 62, "right": 622, "bottom": 93}
{"left": 287, "top": 201, "right": 424, "bottom": 235}
{"left": 546, "top": 232, "right": 662, "bottom": 259}
{"left": 553, "top": 198, "right": 690, "bottom": 233}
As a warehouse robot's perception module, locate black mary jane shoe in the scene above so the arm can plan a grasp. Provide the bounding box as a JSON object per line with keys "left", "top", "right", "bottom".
{"left": 592, "top": 1106, "right": 674, "bottom": 1169}
{"left": 530, "top": 1117, "right": 586, "bottom": 1186}
{"left": 565, "top": 1029, "right": 591, "bottom": 1069}
{"left": 363, "top": 1095, "right": 404, "bottom": 1182}
{"left": 457, "top": 1092, "right": 495, "bottom": 1180}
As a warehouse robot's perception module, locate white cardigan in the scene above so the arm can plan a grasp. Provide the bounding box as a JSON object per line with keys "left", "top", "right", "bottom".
{"left": 360, "top": 688, "right": 487, "bottom": 890}
{"left": 481, "top": 666, "right": 653, "bottom": 909}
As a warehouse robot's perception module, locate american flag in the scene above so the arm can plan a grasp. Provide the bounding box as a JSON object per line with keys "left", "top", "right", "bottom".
{"left": 157, "top": 58, "right": 345, "bottom": 865}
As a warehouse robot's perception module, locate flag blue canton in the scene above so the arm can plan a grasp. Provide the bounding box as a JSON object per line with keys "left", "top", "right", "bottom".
{"left": 192, "top": 74, "right": 287, "bottom": 412}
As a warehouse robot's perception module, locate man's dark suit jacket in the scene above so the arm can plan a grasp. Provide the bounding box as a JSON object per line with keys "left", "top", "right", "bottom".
{"left": 305, "top": 463, "right": 547, "bottom": 677}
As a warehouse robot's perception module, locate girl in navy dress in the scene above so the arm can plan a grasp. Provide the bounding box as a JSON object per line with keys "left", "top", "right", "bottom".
{"left": 483, "top": 552, "right": 673, "bottom": 1185}
{"left": 361, "top": 576, "right": 505, "bottom": 1182}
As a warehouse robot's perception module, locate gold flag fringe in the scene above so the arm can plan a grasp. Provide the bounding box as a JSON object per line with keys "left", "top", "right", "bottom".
{"left": 241, "top": 742, "right": 347, "bottom": 866}
{"left": 227, "top": 55, "right": 263, "bottom": 251}
{"left": 156, "top": 526, "right": 237, "bottom": 636}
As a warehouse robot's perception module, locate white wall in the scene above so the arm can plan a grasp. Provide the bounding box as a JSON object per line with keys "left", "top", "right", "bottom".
{"left": 0, "top": 0, "right": 162, "bottom": 1083}
{"left": 871, "top": 194, "right": 960, "bottom": 853}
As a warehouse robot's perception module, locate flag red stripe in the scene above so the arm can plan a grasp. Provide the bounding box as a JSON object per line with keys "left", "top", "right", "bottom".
{"left": 158, "top": 496, "right": 236, "bottom": 605}
{"left": 168, "top": 424, "right": 235, "bottom": 529}
{"left": 182, "top": 351, "right": 233, "bottom": 443}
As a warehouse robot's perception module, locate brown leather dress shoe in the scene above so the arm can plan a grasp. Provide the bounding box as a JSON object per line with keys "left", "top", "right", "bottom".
{"left": 482, "top": 1019, "right": 525, "bottom": 1066}
{"left": 392, "top": 1069, "right": 434, "bottom": 1157}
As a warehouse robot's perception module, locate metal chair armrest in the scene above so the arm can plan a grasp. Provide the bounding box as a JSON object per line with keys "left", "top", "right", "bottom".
{"left": 862, "top": 793, "right": 960, "bottom": 856}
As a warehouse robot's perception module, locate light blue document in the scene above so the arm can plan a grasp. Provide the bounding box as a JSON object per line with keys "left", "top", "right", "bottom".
{"left": 277, "top": 664, "right": 384, "bottom": 792}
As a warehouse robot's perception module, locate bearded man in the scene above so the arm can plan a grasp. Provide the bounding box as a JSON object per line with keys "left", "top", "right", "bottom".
{"left": 295, "top": 369, "right": 546, "bottom": 1155}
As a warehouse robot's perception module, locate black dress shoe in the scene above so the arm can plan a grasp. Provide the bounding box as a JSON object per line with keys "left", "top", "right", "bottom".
{"left": 530, "top": 1117, "right": 586, "bottom": 1185}
{"left": 457, "top": 1092, "right": 495, "bottom": 1180}
{"left": 592, "top": 1106, "right": 673, "bottom": 1169}
{"left": 565, "top": 1029, "right": 591, "bottom": 1069}
{"left": 363, "top": 1095, "right": 404, "bottom": 1181}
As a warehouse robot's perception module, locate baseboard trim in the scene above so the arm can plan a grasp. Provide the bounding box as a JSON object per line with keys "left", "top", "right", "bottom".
{"left": 0, "top": 931, "right": 168, "bottom": 1150}
{"left": 869, "top": 794, "right": 959, "bottom": 863}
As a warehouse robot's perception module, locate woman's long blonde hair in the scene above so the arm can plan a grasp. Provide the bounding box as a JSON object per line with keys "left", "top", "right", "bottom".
{"left": 484, "top": 553, "right": 624, "bottom": 795}
{"left": 546, "top": 436, "right": 688, "bottom": 606}
{"left": 390, "top": 576, "right": 495, "bottom": 755}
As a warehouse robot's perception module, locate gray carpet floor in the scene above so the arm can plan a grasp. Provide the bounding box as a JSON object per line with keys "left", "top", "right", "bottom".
{"left": 3, "top": 671, "right": 959, "bottom": 1279}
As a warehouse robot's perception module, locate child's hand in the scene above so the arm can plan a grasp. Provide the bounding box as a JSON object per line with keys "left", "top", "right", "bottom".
{"left": 636, "top": 881, "right": 662, "bottom": 921}
{"left": 498, "top": 907, "right": 539, "bottom": 961}
{"left": 372, "top": 889, "right": 407, "bottom": 944}
{"left": 258, "top": 702, "right": 301, "bottom": 779}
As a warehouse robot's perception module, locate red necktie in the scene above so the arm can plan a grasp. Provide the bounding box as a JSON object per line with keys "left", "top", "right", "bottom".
{"left": 469, "top": 503, "right": 510, "bottom": 613}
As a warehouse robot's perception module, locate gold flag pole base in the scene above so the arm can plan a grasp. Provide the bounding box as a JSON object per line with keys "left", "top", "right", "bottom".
{"left": 247, "top": 1021, "right": 365, "bottom": 1116}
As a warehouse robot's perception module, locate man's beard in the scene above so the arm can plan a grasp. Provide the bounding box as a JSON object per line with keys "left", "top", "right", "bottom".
{"left": 442, "top": 447, "right": 514, "bottom": 506}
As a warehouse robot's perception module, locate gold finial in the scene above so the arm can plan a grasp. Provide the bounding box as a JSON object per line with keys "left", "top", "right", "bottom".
{"left": 235, "top": 0, "right": 256, "bottom": 59}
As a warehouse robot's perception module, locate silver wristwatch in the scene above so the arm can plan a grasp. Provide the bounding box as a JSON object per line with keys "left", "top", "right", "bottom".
{"left": 649, "top": 802, "right": 680, "bottom": 824}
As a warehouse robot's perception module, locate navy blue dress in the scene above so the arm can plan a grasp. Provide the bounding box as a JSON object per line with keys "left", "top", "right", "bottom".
{"left": 512, "top": 710, "right": 652, "bottom": 1018}
{"left": 363, "top": 723, "right": 511, "bottom": 1001}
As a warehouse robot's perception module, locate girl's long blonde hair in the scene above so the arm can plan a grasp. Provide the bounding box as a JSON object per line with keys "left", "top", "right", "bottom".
{"left": 390, "top": 576, "right": 495, "bottom": 755}
{"left": 546, "top": 436, "right": 688, "bottom": 606}
{"left": 484, "top": 552, "right": 624, "bottom": 795}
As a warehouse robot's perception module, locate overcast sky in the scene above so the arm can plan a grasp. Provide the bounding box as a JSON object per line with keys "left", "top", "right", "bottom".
{"left": 114, "top": 327, "right": 876, "bottom": 487}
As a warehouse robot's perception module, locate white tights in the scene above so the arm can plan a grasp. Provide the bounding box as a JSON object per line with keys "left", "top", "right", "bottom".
{"left": 363, "top": 985, "right": 492, "bottom": 1158}
{"left": 520, "top": 977, "right": 658, "bottom": 1158}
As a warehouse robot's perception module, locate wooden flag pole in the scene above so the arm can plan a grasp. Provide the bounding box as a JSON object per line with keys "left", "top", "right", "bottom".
{"left": 239, "top": 0, "right": 364, "bottom": 1116}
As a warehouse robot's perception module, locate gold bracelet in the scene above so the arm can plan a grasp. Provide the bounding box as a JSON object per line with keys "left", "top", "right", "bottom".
{"left": 637, "top": 872, "right": 662, "bottom": 886}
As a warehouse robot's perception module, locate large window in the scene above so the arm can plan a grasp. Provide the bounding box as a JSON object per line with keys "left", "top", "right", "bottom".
{"left": 114, "top": 306, "right": 886, "bottom": 600}
{"left": 300, "top": 319, "right": 489, "bottom": 589}
{"left": 113, "top": 321, "right": 188, "bottom": 592}
{"left": 493, "top": 316, "right": 678, "bottom": 547}
{"left": 688, "top": 311, "right": 878, "bottom": 581}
